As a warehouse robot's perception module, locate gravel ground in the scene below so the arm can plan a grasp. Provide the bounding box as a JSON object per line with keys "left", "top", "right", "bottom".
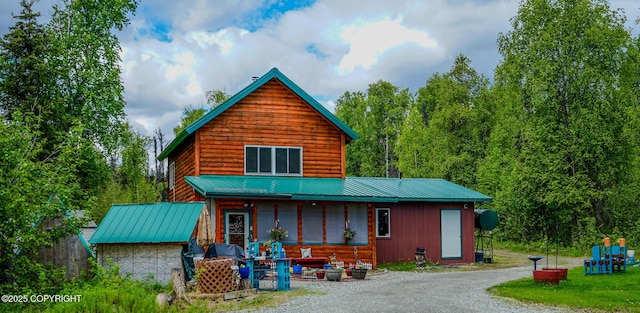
{"left": 241, "top": 264, "right": 583, "bottom": 313}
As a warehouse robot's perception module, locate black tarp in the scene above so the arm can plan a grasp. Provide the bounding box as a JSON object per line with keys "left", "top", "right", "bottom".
{"left": 204, "top": 243, "right": 245, "bottom": 260}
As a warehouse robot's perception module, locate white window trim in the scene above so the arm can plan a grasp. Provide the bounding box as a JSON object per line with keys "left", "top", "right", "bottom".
{"left": 169, "top": 162, "right": 175, "bottom": 189}
{"left": 244, "top": 145, "right": 303, "bottom": 176}
{"left": 376, "top": 208, "right": 390, "bottom": 238}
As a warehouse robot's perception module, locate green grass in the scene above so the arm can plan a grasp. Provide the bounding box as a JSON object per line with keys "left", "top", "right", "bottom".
{"left": 494, "top": 240, "right": 586, "bottom": 257}
{"left": 489, "top": 266, "right": 640, "bottom": 312}
{"left": 378, "top": 260, "right": 434, "bottom": 271}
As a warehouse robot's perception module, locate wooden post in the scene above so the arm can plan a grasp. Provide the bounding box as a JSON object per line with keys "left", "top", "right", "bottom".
{"left": 172, "top": 268, "right": 191, "bottom": 304}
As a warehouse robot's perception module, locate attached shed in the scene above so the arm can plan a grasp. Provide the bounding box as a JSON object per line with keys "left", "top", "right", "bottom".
{"left": 90, "top": 202, "right": 205, "bottom": 283}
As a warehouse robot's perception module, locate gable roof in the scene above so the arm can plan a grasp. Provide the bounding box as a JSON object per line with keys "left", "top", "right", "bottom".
{"left": 89, "top": 202, "right": 205, "bottom": 244}
{"left": 185, "top": 175, "right": 493, "bottom": 203}
{"left": 158, "top": 67, "right": 359, "bottom": 161}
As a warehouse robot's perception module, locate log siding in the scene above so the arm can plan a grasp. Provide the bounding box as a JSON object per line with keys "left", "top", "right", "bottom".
{"left": 196, "top": 79, "right": 345, "bottom": 178}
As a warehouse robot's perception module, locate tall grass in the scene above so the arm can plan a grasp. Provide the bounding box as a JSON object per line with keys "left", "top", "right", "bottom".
{"left": 0, "top": 260, "right": 171, "bottom": 313}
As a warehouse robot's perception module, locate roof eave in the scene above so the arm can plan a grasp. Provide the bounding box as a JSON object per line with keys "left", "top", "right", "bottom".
{"left": 157, "top": 129, "right": 190, "bottom": 161}
{"left": 397, "top": 198, "right": 494, "bottom": 203}
{"left": 158, "top": 68, "right": 360, "bottom": 160}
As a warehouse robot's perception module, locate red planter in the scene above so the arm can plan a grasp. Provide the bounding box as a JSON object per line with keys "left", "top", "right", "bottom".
{"left": 542, "top": 267, "right": 567, "bottom": 280}
{"left": 345, "top": 269, "right": 353, "bottom": 277}
{"left": 533, "top": 270, "right": 560, "bottom": 285}
{"left": 315, "top": 271, "right": 325, "bottom": 279}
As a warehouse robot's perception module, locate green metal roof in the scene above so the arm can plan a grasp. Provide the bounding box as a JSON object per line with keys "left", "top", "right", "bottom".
{"left": 185, "top": 175, "right": 493, "bottom": 203}
{"left": 89, "top": 202, "right": 205, "bottom": 244}
{"left": 158, "top": 68, "right": 359, "bottom": 161}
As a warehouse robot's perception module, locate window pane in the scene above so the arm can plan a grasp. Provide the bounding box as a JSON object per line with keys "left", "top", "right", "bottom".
{"left": 259, "top": 147, "right": 271, "bottom": 173}
{"left": 278, "top": 202, "right": 298, "bottom": 244}
{"left": 289, "top": 148, "right": 301, "bottom": 174}
{"left": 275, "top": 148, "right": 288, "bottom": 173}
{"left": 376, "top": 208, "right": 390, "bottom": 237}
{"left": 169, "top": 162, "right": 175, "bottom": 189}
{"left": 246, "top": 147, "right": 258, "bottom": 173}
{"left": 302, "top": 204, "right": 322, "bottom": 244}
{"left": 326, "top": 204, "right": 344, "bottom": 244}
{"left": 349, "top": 204, "right": 368, "bottom": 244}
{"left": 257, "top": 202, "right": 275, "bottom": 242}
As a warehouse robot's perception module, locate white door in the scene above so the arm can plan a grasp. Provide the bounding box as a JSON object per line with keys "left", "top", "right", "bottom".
{"left": 225, "top": 212, "right": 249, "bottom": 250}
{"left": 441, "top": 209, "right": 462, "bottom": 259}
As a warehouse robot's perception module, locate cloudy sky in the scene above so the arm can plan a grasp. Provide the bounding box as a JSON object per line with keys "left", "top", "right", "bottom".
{"left": 1, "top": 0, "right": 639, "bottom": 142}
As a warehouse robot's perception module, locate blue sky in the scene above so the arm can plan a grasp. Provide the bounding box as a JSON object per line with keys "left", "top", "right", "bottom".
{"left": 1, "top": 0, "right": 639, "bottom": 141}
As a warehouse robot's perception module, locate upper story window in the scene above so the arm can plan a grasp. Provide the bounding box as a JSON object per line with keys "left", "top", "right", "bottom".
{"left": 245, "top": 145, "right": 302, "bottom": 176}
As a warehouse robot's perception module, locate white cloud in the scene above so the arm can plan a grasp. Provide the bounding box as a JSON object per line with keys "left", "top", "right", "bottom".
{"left": 338, "top": 17, "right": 440, "bottom": 74}
{"left": 187, "top": 28, "right": 249, "bottom": 54}
{"left": 3, "top": 0, "right": 637, "bottom": 141}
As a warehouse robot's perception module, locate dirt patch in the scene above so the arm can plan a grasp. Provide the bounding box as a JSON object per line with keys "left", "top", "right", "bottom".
{"left": 419, "top": 250, "right": 584, "bottom": 272}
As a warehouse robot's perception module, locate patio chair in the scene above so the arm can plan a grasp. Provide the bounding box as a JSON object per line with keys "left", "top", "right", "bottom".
{"left": 611, "top": 246, "right": 626, "bottom": 273}
{"left": 602, "top": 246, "right": 614, "bottom": 274}
{"left": 584, "top": 246, "right": 602, "bottom": 275}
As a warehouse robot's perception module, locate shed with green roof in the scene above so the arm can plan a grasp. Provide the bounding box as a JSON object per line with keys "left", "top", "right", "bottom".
{"left": 90, "top": 202, "right": 205, "bottom": 283}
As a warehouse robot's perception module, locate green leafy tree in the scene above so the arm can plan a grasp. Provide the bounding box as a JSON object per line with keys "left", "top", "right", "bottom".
{"left": 173, "top": 89, "right": 230, "bottom": 135}
{"left": 482, "top": 0, "right": 636, "bottom": 245}
{"left": 0, "top": 115, "right": 86, "bottom": 293}
{"left": 0, "top": 0, "right": 141, "bottom": 291}
{"left": 398, "top": 55, "right": 492, "bottom": 187}
{"left": 47, "top": 0, "right": 138, "bottom": 150}
{"left": 173, "top": 105, "right": 207, "bottom": 135}
{"left": 89, "top": 124, "right": 162, "bottom": 223}
{"left": 336, "top": 81, "right": 411, "bottom": 177}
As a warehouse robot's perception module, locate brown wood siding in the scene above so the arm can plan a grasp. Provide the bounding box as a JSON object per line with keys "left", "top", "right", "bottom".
{"left": 197, "top": 79, "right": 345, "bottom": 178}
{"left": 375, "top": 203, "right": 475, "bottom": 265}
{"left": 38, "top": 218, "right": 92, "bottom": 281}
{"left": 168, "top": 136, "right": 197, "bottom": 202}
{"left": 214, "top": 199, "right": 376, "bottom": 267}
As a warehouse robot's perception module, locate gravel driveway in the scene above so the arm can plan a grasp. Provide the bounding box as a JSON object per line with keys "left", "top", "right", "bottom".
{"left": 244, "top": 263, "right": 583, "bottom": 313}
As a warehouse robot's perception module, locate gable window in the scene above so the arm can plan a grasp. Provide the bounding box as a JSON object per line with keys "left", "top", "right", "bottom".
{"left": 245, "top": 145, "right": 302, "bottom": 176}
{"left": 376, "top": 208, "right": 390, "bottom": 237}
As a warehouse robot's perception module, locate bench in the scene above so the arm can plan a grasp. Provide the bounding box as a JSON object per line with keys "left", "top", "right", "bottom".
{"left": 291, "top": 257, "right": 327, "bottom": 268}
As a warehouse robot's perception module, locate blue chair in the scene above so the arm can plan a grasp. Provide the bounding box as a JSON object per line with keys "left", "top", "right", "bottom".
{"left": 611, "top": 246, "right": 626, "bottom": 273}
{"left": 584, "top": 246, "right": 602, "bottom": 275}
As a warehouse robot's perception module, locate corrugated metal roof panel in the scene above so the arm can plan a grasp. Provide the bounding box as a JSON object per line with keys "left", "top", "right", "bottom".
{"left": 89, "top": 202, "right": 205, "bottom": 244}
{"left": 185, "top": 175, "right": 492, "bottom": 203}
{"left": 347, "top": 177, "right": 492, "bottom": 202}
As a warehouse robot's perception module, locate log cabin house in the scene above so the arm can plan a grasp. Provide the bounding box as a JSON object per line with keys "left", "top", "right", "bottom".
{"left": 157, "top": 68, "right": 492, "bottom": 267}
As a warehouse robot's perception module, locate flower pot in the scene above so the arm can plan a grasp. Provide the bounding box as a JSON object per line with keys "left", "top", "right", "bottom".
{"left": 293, "top": 265, "right": 303, "bottom": 275}
{"left": 239, "top": 267, "right": 250, "bottom": 279}
{"left": 325, "top": 269, "right": 342, "bottom": 281}
{"left": 352, "top": 268, "right": 367, "bottom": 280}
{"left": 533, "top": 270, "right": 560, "bottom": 285}
{"left": 315, "top": 271, "right": 325, "bottom": 279}
{"left": 542, "top": 267, "right": 567, "bottom": 280}
{"left": 345, "top": 268, "right": 353, "bottom": 277}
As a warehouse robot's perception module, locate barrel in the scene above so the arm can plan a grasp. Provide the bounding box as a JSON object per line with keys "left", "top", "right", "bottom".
{"left": 604, "top": 237, "right": 611, "bottom": 246}
{"left": 474, "top": 209, "right": 499, "bottom": 230}
{"left": 618, "top": 238, "right": 625, "bottom": 246}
